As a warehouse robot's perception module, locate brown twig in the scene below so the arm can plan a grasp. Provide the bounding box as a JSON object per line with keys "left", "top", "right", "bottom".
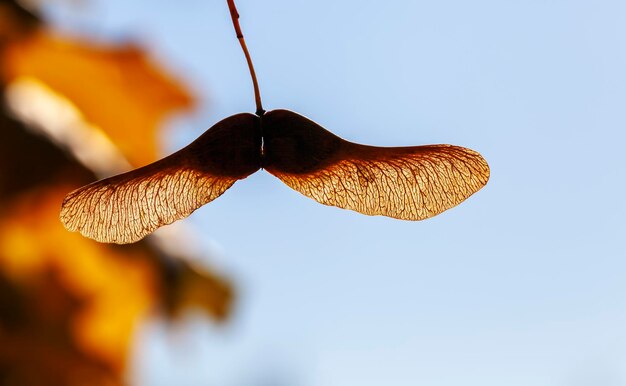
{"left": 227, "top": 0, "right": 264, "bottom": 115}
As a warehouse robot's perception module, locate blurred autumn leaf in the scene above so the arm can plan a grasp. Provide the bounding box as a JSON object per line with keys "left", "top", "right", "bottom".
{"left": 1, "top": 3, "right": 193, "bottom": 167}
{"left": 0, "top": 1, "right": 232, "bottom": 385}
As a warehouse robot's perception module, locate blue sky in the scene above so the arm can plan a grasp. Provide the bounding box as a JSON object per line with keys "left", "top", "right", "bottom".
{"left": 46, "top": 1, "right": 626, "bottom": 385}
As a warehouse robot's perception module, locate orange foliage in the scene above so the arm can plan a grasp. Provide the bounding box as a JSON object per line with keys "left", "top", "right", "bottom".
{"left": 0, "top": 187, "right": 156, "bottom": 372}
{"left": 0, "top": 2, "right": 232, "bottom": 385}
{"left": 2, "top": 29, "right": 194, "bottom": 166}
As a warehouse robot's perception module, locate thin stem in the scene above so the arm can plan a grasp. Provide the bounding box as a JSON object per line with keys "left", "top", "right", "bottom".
{"left": 227, "top": 0, "right": 264, "bottom": 115}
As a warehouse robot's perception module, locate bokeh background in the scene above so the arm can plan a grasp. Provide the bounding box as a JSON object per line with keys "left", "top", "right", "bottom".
{"left": 2, "top": 0, "right": 626, "bottom": 385}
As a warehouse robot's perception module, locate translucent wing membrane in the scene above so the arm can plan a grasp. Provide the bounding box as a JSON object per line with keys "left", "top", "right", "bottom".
{"left": 60, "top": 165, "right": 237, "bottom": 243}
{"left": 262, "top": 110, "right": 489, "bottom": 220}
{"left": 271, "top": 144, "right": 489, "bottom": 220}
{"left": 61, "top": 113, "right": 261, "bottom": 243}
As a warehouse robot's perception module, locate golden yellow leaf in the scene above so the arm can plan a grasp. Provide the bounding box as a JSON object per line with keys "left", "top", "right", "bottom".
{"left": 0, "top": 267, "right": 120, "bottom": 386}
{"left": 0, "top": 187, "right": 155, "bottom": 372}
{"left": 2, "top": 29, "right": 194, "bottom": 166}
{"left": 1, "top": 5, "right": 232, "bottom": 385}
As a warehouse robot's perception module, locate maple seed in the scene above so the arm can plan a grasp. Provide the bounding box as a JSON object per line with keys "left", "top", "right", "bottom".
{"left": 60, "top": 0, "right": 490, "bottom": 244}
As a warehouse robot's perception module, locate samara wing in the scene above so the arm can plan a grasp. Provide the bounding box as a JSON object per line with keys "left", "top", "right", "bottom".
{"left": 60, "top": 113, "right": 261, "bottom": 243}
{"left": 262, "top": 109, "right": 489, "bottom": 220}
